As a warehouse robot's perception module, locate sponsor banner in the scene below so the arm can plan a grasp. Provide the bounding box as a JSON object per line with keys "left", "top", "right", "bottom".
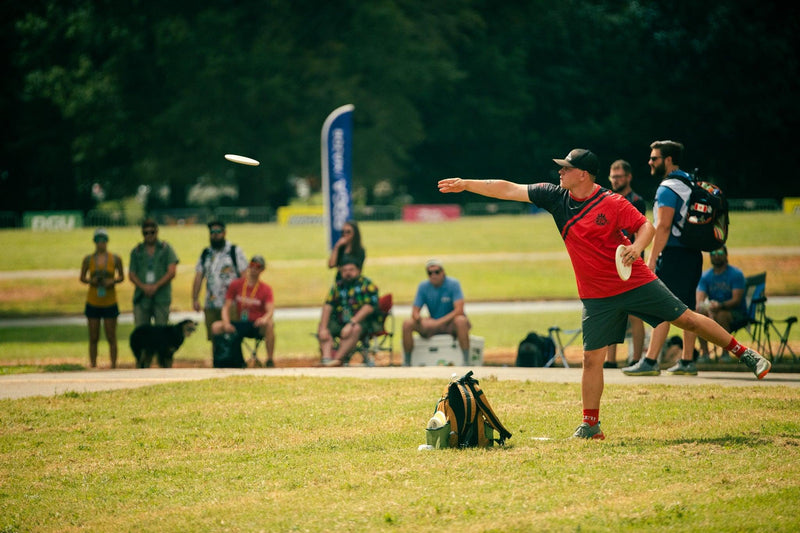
{"left": 321, "top": 104, "right": 354, "bottom": 251}
{"left": 276, "top": 206, "right": 324, "bottom": 226}
{"left": 402, "top": 204, "right": 461, "bottom": 222}
{"left": 783, "top": 197, "right": 800, "bottom": 215}
{"left": 23, "top": 211, "right": 83, "bottom": 231}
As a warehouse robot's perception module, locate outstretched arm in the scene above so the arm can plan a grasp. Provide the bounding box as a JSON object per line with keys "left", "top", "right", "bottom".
{"left": 438, "top": 178, "right": 530, "bottom": 203}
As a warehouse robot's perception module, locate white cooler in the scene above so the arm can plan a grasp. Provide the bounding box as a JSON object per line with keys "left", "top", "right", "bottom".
{"left": 410, "top": 334, "right": 484, "bottom": 366}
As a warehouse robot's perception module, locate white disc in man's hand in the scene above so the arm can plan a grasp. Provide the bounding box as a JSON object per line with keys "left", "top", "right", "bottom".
{"left": 615, "top": 245, "right": 632, "bottom": 281}
{"left": 224, "top": 154, "right": 260, "bottom": 166}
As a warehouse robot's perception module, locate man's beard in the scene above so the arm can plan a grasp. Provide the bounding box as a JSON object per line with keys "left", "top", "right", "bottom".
{"left": 210, "top": 239, "right": 225, "bottom": 250}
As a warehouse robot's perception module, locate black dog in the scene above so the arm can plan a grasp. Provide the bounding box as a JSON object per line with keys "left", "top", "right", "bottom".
{"left": 129, "top": 319, "right": 198, "bottom": 368}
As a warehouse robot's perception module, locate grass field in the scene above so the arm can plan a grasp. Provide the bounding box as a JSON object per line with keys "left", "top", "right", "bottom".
{"left": 1, "top": 376, "right": 799, "bottom": 532}
{"left": 1, "top": 212, "right": 799, "bottom": 369}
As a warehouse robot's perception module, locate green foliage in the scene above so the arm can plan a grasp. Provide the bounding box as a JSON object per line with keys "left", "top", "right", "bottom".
{"left": 2, "top": 2, "right": 798, "bottom": 212}
{"left": 1, "top": 377, "right": 799, "bottom": 531}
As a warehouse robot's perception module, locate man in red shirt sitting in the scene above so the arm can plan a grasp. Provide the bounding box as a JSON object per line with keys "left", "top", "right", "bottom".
{"left": 212, "top": 255, "right": 276, "bottom": 367}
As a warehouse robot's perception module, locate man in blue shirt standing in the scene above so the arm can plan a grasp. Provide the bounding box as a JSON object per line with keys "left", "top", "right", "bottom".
{"left": 696, "top": 246, "right": 747, "bottom": 363}
{"left": 402, "top": 259, "right": 471, "bottom": 366}
{"left": 624, "top": 140, "right": 704, "bottom": 376}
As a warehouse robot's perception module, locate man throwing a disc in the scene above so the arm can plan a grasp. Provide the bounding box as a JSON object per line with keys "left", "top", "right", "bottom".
{"left": 438, "top": 148, "right": 771, "bottom": 440}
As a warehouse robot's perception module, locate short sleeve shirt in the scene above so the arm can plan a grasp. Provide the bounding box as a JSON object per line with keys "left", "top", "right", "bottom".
{"left": 413, "top": 277, "right": 465, "bottom": 319}
{"left": 325, "top": 275, "right": 379, "bottom": 323}
{"left": 225, "top": 278, "right": 273, "bottom": 322}
{"left": 527, "top": 183, "right": 658, "bottom": 299}
{"left": 129, "top": 241, "right": 179, "bottom": 304}
{"left": 654, "top": 170, "right": 693, "bottom": 248}
{"left": 697, "top": 265, "right": 747, "bottom": 315}
{"left": 195, "top": 242, "right": 249, "bottom": 310}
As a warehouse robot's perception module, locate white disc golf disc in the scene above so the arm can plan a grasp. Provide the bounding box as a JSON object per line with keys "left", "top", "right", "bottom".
{"left": 615, "top": 245, "right": 632, "bottom": 281}
{"left": 224, "top": 154, "right": 260, "bottom": 166}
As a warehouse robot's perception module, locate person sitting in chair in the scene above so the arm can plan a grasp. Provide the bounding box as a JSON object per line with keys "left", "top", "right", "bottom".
{"left": 402, "top": 259, "right": 471, "bottom": 366}
{"left": 211, "top": 255, "right": 275, "bottom": 367}
{"left": 317, "top": 259, "right": 380, "bottom": 367}
{"left": 695, "top": 246, "right": 746, "bottom": 363}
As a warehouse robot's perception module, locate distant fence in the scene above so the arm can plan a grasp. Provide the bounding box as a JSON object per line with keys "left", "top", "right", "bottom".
{"left": 1, "top": 198, "right": 794, "bottom": 229}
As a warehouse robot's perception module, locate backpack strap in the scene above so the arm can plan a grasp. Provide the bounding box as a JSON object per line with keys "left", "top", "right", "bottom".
{"left": 460, "top": 372, "right": 513, "bottom": 445}
{"left": 230, "top": 244, "right": 239, "bottom": 277}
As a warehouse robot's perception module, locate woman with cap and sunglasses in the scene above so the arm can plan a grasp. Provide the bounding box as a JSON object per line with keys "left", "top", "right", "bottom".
{"left": 80, "top": 228, "right": 125, "bottom": 368}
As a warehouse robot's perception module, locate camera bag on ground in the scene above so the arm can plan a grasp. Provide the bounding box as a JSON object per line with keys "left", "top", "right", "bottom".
{"left": 516, "top": 331, "right": 556, "bottom": 367}
{"left": 666, "top": 173, "right": 729, "bottom": 251}
{"left": 434, "top": 371, "right": 512, "bottom": 448}
{"left": 212, "top": 333, "right": 245, "bottom": 368}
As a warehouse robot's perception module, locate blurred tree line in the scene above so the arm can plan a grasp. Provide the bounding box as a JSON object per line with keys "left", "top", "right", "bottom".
{"left": 1, "top": 0, "right": 798, "bottom": 214}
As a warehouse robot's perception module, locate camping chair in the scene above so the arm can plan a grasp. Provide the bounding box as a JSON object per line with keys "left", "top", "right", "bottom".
{"left": 356, "top": 293, "right": 395, "bottom": 366}
{"left": 763, "top": 314, "right": 797, "bottom": 363}
{"left": 729, "top": 272, "right": 767, "bottom": 356}
{"left": 241, "top": 336, "right": 267, "bottom": 367}
{"left": 321, "top": 293, "right": 395, "bottom": 366}
{"left": 546, "top": 325, "right": 581, "bottom": 368}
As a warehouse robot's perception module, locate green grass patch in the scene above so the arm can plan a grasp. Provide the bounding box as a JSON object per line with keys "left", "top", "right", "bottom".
{"left": 1, "top": 376, "right": 798, "bottom": 531}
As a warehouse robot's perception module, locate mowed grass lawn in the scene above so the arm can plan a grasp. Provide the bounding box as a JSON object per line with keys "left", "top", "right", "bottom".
{"left": 1, "top": 212, "right": 799, "bottom": 368}
{"left": 1, "top": 376, "right": 799, "bottom": 532}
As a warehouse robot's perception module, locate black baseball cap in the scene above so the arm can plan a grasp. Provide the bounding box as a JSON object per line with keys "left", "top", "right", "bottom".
{"left": 553, "top": 149, "right": 599, "bottom": 176}
{"left": 207, "top": 220, "right": 225, "bottom": 230}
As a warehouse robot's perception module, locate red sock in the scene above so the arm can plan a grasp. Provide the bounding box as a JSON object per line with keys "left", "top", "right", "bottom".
{"left": 583, "top": 409, "right": 600, "bottom": 426}
{"left": 725, "top": 338, "right": 747, "bottom": 358}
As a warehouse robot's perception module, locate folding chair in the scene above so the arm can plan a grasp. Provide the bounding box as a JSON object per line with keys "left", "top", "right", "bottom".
{"left": 729, "top": 272, "right": 767, "bottom": 355}
{"left": 241, "top": 336, "right": 265, "bottom": 367}
{"left": 357, "top": 293, "right": 395, "bottom": 366}
{"left": 546, "top": 326, "right": 581, "bottom": 368}
{"left": 763, "top": 315, "right": 798, "bottom": 363}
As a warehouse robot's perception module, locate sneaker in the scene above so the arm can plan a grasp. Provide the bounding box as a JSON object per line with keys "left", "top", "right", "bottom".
{"left": 322, "top": 358, "right": 343, "bottom": 367}
{"left": 265, "top": 359, "right": 275, "bottom": 368}
{"left": 622, "top": 358, "right": 660, "bottom": 376}
{"left": 719, "top": 353, "right": 736, "bottom": 364}
{"left": 572, "top": 422, "right": 605, "bottom": 440}
{"left": 603, "top": 361, "right": 617, "bottom": 369}
{"left": 667, "top": 360, "right": 698, "bottom": 376}
{"left": 696, "top": 353, "right": 712, "bottom": 364}
{"left": 739, "top": 348, "right": 771, "bottom": 379}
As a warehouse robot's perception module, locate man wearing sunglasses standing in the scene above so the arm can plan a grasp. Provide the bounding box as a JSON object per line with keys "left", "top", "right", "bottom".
{"left": 623, "top": 141, "right": 704, "bottom": 377}
{"left": 192, "top": 220, "right": 249, "bottom": 348}
{"left": 129, "top": 218, "right": 179, "bottom": 327}
{"left": 402, "top": 259, "right": 471, "bottom": 367}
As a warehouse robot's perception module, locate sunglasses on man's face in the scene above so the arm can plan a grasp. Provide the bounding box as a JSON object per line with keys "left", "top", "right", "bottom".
{"left": 210, "top": 228, "right": 224, "bottom": 235}
{"left": 142, "top": 230, "right": 157, "bottom": 236}
{"left": 427, "top": 269, "right": 442, "bottom": 276}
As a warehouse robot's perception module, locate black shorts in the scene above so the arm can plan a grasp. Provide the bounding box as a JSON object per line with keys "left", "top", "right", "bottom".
{"left": 581, "top": 280, "right": 688, "bottom": 351}
{"left": 231, "top": 320, "right": 263, "bottom": 339}
{"left": 656, "top": 246, "right": 702, "bottom": 309}
{"left": 85, "top": 303, "right": 120, "bottom": 319}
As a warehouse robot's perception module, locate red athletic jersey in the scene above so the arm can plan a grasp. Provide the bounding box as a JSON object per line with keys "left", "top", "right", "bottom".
{"left": 225, "top": 277, "right": 273, "bottom": 321}
{"left": 528, "top": 183, "right": 657, "bottom": 299}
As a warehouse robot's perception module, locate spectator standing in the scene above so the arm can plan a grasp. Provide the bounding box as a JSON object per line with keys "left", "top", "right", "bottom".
{"left": 80, "top": 228, "right": 125, "bottom": 368}
{"left": 696, "top": 246, "right": 746, "bottom": 363}
{"left": 317, "top": 260, "right": 380, "bottom": 367}
{"left": 328, "top": 220, "right": 366, "bottom": 279}
{"left": 402, "top": 259, "right": 471, "bottom": 366}
{"left": 438, "top": 147, "right": 770, "bottom": 440}
{"left": 623, "top": 140, "right": 704, "bottom": 377}
{"left": 128, "top": 219, "right": 179, "bottom": 327}
{"left": 605, "top": 160, "right": 647, "bottom": 368}
{"left": 211, "top": 255, "right": 276, "bottom": 367}
{"left": 192, "top": 220, "right": 248, "bottom": 345}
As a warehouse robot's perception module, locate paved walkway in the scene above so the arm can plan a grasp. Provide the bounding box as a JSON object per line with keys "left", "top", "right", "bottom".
{"left": 2, "top": 366, "right": 798, "bottom": 400}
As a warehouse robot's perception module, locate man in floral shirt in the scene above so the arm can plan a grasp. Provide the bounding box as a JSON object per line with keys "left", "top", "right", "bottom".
{"left": 317, "top": 259, "right": 380, "bottom": 366}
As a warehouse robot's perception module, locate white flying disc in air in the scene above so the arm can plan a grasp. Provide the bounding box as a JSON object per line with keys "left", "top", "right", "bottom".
{"left": 615, "top": 245, "right": 632, "bottom": 281}
{"left": 224, "top": 154, "right": 260, "bottom": 166}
